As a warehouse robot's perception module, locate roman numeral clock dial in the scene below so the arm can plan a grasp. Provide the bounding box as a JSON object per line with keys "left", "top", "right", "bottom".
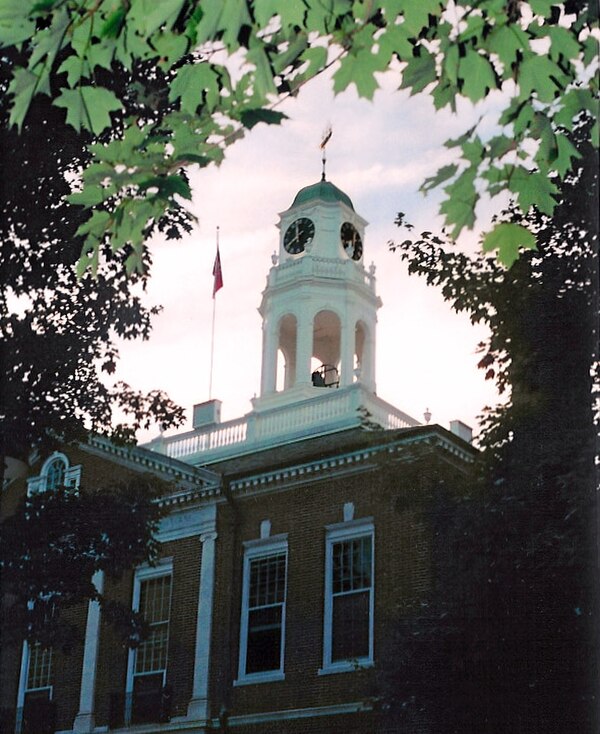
{"left": 283, "top": 217, "right": 315, "bottom": 254}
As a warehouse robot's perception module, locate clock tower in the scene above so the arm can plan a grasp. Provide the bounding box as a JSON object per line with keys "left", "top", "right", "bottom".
{"left": 254, "top": 175, "right": 382, "bottom": 411}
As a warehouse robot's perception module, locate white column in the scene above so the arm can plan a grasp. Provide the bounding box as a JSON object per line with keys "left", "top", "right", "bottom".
{"left": 73, "top": 571, "right": 104, "bottom": 733}
{"left": 260, "top": 319, "right": 278, "bottom": 395}
{"left": 187, "top": 530, "right": 218, "bottom": 721}
{"left": 340, "top": 317, "right": 353, "bottom": 387}
{"left": 295, "top": 310, "right": 313, "bottom": 386}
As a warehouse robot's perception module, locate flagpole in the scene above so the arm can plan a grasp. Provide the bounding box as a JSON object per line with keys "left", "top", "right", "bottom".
{"left": 209, "top": 226, "right": 220, "bottom": 399}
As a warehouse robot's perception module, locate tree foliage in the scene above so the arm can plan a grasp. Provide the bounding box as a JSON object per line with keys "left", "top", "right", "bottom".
{"left": 1, "top": 0, "right": 597, "bottom": 272}
{"left": 0, "top": 477, "right": 165, "bottom": 650}
{"left": 386, "top": 121, "right": 598, "bottom": 732}
{"left": 0, "top": 47, "right": 188, "bottom": 465}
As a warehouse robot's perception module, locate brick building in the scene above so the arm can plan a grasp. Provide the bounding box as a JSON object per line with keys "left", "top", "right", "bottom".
{"left": 1, "top": 176, "right": 475, "bottom": 733}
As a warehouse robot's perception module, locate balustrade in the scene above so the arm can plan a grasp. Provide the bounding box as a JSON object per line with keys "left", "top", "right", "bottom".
{"left": 156, "top": 386, "right": 418, "bottom": 463}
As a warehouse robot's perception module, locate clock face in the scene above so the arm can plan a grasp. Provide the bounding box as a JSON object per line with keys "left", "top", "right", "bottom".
{"left": 341, "top": 221, "right": 363, "bottom": 261}
{"left": 283, "top": 217, "right": 315, "bottom": 254}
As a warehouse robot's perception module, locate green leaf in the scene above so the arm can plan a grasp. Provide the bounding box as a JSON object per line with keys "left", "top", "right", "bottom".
{"left": 400, "top": 52, "right": 436, "bottom": 95}
{"left": 402, "top": 0, "right": 442, "bottom": 36}
{"left": 68, "top": 185, "right": 106, "bottom": 207}
{"left": 128, "top": 0, "right": 186, "bottom": 38}
{"left": 8, "top": 68, "right": 39, "bottom": 130}
{"left": 57, "top": 55, "right": 90, "bottom": 88}
{"left": 333, "top": 48, "right": 381, "bottom": 98}
{"left": 138, "top": 174, "right": 192, "bottom": 200}
{"left": 511, "top": 167, "right": 558, "bottom": 215}
{"left": 550, "top": 134, "right": 581, "bottom": 178}
{"left": 87, "top": 42, "right": 116, "bottom": 72}
{"left": 482, "top": 222, "right": 537, "bottom": 267}
{"left": 443, "top": 43, "right": 459, "bottom": 85}
{"left": 55, "top": 86, "right": 123, "bottom": 135}
{"left": 528, "top": 0, "right": 553, "bottom": 16}
{"left": 292, "top": 45, "right": 328, "bottom": 89}
{"left": 169, "top": 63, "right": 220, "bottom": 114}
{"left": 101, "top": 6, "right": 127, "bottom": 38}
{"left": 487, "top": 24, "right": 529, "bottom": 70}
{"left": 240, "top": 108, "right": 286, "bottom": 130}
{"left": 488, "top": 135, "right": 514, "bottom": 159}
{"left": 547, "top": 26, "right": 581, "bottom": 62}
{"left": 518, "top": 56, "right": 565, "bottom": 103}
{"left": 441, "top": 168, "right": 478, "bottom": 237}
{"left": 377, "top": 24, "right": 413, "bottom": 63}
{"left": 554, "top": 88, "right": 595, "bottom": 130}
{"left": 420, "top": 163, "right": 458, "bottom": 194}
{"left": 0, "top": 0, "right": 35, "bottom": 46}
{"left": 247, "top": 44, "right": 278, "bottom": 101}
{"left": 459, "top": 51, "right": 496, "bottom": 103}
{"left": 153, "top": 31, "right": 189, "bottom": 69}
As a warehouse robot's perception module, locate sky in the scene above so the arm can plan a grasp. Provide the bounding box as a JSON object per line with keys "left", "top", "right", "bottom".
{"left": 116, "top": 67, "right": 505, "bottom": 443}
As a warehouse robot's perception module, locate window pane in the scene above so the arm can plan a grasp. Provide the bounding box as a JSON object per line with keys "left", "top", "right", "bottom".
{"left": 135, "top": 575, "right": 171, "bottom": 675}
{"left": 249, "top": 553, "right": 286, "bottom": 607}
{"left": 27, "top": 644, "right": 53, "bottom": 690}
{"left": 46, "top": 460, "right": 65, "bottom": 491}
{"left": 332, "top": 536, "right": 371, "bottom": 593}
{"left": 132, "top": 672, "right": 163, "bottom": 725}
{"left": 332, "top": 590, "right": 370, "bottom": 661}
{"left": 243, "top": 551, "right": 286, "bottom": 675}
{"left": 246, "top": 606, "right": 282, "bottom": 673}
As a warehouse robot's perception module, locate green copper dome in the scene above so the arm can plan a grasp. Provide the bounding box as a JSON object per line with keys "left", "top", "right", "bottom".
{"left": 291, "top": 178, "right": 354, "bottom": 210}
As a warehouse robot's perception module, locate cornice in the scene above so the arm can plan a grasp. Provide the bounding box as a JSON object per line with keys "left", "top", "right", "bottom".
{"left": 84, "top": 435, "right": 221, "bottom": 494}
{"left": 229, "top": 428, "right": 475, "bottom": 496}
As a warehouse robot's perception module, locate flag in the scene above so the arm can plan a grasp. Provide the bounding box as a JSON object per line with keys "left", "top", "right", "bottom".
{"left": 212, "top": 246, "right": 223, "bottom": 298}
{"left": 320, "top": 124, "right": 332, "bottom": 149}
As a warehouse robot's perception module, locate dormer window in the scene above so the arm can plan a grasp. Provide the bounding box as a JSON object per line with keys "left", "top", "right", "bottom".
{"left": 27, "top": 453, "right": 81, "bottom": 495}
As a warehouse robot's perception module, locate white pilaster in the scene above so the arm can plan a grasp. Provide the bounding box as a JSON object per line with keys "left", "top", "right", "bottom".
{"left": 187, "top": 529, "right": 218, "bottom": 721}
{"left": 73, "top": 571, "right": 104, "bottom": 733}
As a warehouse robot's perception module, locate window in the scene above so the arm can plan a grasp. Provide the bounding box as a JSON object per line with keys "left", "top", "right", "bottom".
{"left": 125, "top": 563, "right": 173, "bottom": 726}
{"left": 237, "top": 537, "right": 287, "bottom": 684}
{"left": 26, "top": 644, "right": 53, "bottom": 692}
{"left": 18, "top": 644, "right": 56, "bottom": 734}
{"left": 27, "top": 452, "right": 81, "bottom": 495}
{"left": 321, "top": 520, "right": 374, "bottom": 673}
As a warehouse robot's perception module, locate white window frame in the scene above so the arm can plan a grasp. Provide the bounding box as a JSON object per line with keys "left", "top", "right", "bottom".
{"left": 320, "top": 518, "right": 375, "bottom": 675}
{"left": 235, "top": 535, "right": 288, "bottom": 686}
{"left": 125, "top": 559, "right": 173, "bottom": 723}
{"left": 15, "top": 641, "right": 54, "bottom": 734}
{"left": 27, "top": 452, "right": 81, "bottom": 495}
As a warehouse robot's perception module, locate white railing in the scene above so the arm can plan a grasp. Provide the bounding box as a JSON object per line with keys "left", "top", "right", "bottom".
{"left": 269, "top": 256, "right": 375, "bottom": 292}
{"left": 150, "top": 385, "right": 418, "bottom": 463}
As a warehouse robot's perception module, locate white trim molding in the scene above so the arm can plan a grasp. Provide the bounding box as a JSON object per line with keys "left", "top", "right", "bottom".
{"left": 320, "top": 518, "right": 375, "bottom": 675}
{"left": 211, "top": 700, "right": 373, "bottom": 728}
{"left": 235, "top": 535, "right": 288, "bottom": 686}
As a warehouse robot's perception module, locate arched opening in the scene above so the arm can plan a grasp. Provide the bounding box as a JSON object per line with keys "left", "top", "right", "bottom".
{"left": 312, "top": 310, "right": 341, "bottom": 388}
{"left": 277, "top": 314, "right": 297, "bottom": 391}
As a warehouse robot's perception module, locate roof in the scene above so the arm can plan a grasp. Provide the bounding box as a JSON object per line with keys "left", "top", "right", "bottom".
{"left": 291, "top": 179, "right": 354, "bottom": 210}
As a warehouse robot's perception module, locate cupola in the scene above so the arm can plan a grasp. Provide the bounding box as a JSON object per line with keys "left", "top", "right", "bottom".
{"left": 254, "top": 175, "right": 381, "bottom": 412}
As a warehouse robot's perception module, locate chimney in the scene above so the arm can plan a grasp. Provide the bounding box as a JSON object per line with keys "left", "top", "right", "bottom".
{"left": 193, "top": 399, "right": 222, "bottom": 429}
{"left": 449, "top": 419, "right": 473, "bottom": 444}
